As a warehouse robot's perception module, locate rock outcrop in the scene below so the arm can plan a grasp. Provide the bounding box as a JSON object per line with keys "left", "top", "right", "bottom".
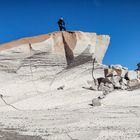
{"left": 88, "top": 64, "right": 140, "bottom": 94}
{"left": 0, "top": 31, "right": 110, "bottom": 73}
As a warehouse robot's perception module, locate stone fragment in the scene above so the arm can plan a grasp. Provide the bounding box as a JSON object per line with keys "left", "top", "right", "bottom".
{"left": 104, "top": 82, "right": 114, "bottom": 92}
{"left": 57, "top": 85, "right": 65, "bottom": 90}
{"left": 112, "top": 76, "right": 121, "bottom": 83}
{"left": 92, "top": 98, "right": 101, "bottom": 106}
{"left": 106, "top": 75, "right": 121, "bottom": 88}
{"left": 98, "top": 82, "right": 113, "bottom": 93}
{"left": 111, "top": 64, "right": 123, "bottom": 70}
{"left": 111, "top": 65, "right": 128, "bottom": 77}
{"left": 98, "top": 94, "right": 105, "bottom": 99}
{"left": 121, "top": 78, "right": 128, "bottom": 85}
{"left": 126, "top": 71, "right": 137, "bottom": 80}
{"left": 120, "top": 68, "right": 128, "bottom": 78}
{"left": 120, "top": 82, "right": 128, "bottom": 90}
{"left": 104, "top": 68, "right": 114, "bottom": 77}
{"left": 128, "top": 79, "right": 140, "bottom": 87}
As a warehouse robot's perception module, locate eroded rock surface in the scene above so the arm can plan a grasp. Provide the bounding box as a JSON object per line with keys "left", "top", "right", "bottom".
{"left": 0, "top": 31, "right": 110, "bottom": 73}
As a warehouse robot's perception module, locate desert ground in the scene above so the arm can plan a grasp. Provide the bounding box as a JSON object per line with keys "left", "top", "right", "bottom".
{"left": 0, "top": 89, "right": 140, "bottom": 140}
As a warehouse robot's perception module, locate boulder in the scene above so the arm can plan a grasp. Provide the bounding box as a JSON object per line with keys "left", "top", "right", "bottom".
{"left": 57, "top": 85, "right": 65, "bottom": 90}
{"left": 98, "top": 82, "right": 105, "bottom": 91}
{"left": 97, "top": 77, "right": 112, "bottom": 86}
{"left": 104, "top": 68, "right": 114, "bottom": 77}
{"left": 104, "top": 67, "right": 125, "bottom": 77}
{"left": 114, "top": 82, "right": 121, "bottom": 89}
{"left": 104, "top": 82, "right": 114, "bottom": 92}
{"left": 120, "top": 82, "right": 128, "bottom": 90}
{"left": 112, "top": 70, "right": 119, "bottom": 76}
{"left": 105, "top": 75, "right": 121, "bottom": 89}
{"left": 121, "top": 78, "right": 128, "bottom": 85}
{"left": 111, "top": 64, "right": 123, "bottom": 70}
{"left": 112, "top": 76, "right": 121, "bottom": 83}
{"left": 111, "top": 65, "right": 128, "bottom": 77}
{"left": 107, "top": 65, "right": 128, "bottom": 78}
{"left": 92, "top": 98, "right": 101, "bottom": 106}
{"left": 98, "top": 94, "right": 106, "bottom": 99}
{"left": 120, "top": 68, "right": 128, "bottom": 78}
{"left": 128, "top": 79, "right": 140, "bottom": 87}
{"left": 98, "top": 82, "right": 113, "bottom": 93}
{"left": 126, "top": 71, "right": 137, "bottom": 80}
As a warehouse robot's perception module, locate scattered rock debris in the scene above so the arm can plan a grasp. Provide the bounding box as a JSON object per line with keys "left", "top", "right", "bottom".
{"left": 89, "top": 64, "right": 140, "bottom": 93}
{"left": 88, "top": 63, "right": 140, "bottom": 105}
{"left": 57, "top": 85, "right": 65, "bottom": 90}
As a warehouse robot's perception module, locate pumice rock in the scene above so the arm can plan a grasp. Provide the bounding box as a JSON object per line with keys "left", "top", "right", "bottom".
{"left": 0, "top": 31, "right": 110, "bottom": 72}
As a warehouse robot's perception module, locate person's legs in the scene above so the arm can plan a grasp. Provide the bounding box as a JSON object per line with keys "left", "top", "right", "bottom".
{"left": 59, "top": 26, "right": 62, "bottom": 31}
{"left": 62, "top": 26, "right": 66, "bottom": 31}
{"left": 59, "top": 26, "right": 66, "bottom": 31}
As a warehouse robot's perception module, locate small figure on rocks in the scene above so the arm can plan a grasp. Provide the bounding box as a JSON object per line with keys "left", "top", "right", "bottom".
{"left": 57, "top": 17, "right": 66, "bottom": 31}
{"left": 136, "top": 62, "right": 140, "bottom": 71}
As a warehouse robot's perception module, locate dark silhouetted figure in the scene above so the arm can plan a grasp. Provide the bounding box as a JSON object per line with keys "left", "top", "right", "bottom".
{"left": 57, "top": 17, "right": 66, "bottom": 31}
{"left": 136, "top": 62, "right": 140, "bottom": 71}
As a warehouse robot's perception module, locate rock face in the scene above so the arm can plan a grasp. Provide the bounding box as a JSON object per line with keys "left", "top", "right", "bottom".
{"left": 88, "top": 64, "right": 140, "bottom": 94}
{"left": 0, "top": 31, "right": 110, "bottom": 70}
{"left": 126, "top": 71, "right": 137, "bottom": 80}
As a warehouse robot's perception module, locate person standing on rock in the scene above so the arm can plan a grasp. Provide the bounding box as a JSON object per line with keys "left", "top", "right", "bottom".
{"left": 57, "top": 17, "right": 66, "bottom": 31}
{"left": 136, "top": 62, "right": 140, "bottom": 71}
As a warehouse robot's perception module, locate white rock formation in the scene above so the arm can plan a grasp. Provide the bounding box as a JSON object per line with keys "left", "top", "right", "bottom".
{"left": 126, "top": 71, "right": 137, "bottom": 80}
{"left": 0, "top": 31, "right": 110, "bottom": 110}
{"left": 0, "top": 31, "right": 110, "bottom": 68}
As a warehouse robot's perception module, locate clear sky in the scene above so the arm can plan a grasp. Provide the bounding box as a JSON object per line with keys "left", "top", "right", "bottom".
{"left": 0, "top": 0, "right": 140, "bottom": 69}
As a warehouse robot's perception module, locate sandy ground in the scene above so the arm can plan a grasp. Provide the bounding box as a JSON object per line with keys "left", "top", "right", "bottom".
{"left": 0, "top": 89, "right": 140, "bottom": 140}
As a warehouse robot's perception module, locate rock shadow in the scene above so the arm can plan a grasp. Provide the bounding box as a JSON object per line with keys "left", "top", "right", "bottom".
{"left": 62, "top": 33, "right": 74, "bottom": 65}
{"left": 67, "top": 47, "right": 92, "bottom": 69}
{"left": 62, "top": 33, "right": 92, "bottom": 69}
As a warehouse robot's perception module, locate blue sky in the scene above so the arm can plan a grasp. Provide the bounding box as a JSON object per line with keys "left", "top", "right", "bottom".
{"left": 0, "top": 0, "right": 140, "bottom": 69}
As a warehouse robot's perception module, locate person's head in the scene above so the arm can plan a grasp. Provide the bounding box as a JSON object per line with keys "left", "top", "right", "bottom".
{"left": 137, "top": 62, "right": 140, "bottom": 67}
{"left": 60, "top": 17, "right": 63, "bottom": 20}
